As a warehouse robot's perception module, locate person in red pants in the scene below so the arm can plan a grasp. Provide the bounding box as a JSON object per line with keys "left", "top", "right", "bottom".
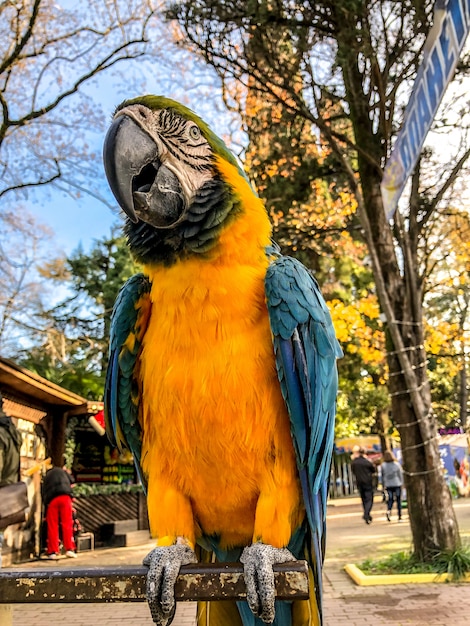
{"left": 42, "top": 465, "right": 77, "bottom": 559}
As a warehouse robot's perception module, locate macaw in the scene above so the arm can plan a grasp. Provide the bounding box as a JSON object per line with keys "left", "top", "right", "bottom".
{"left": 103, "top": 96, "right": 342, "bottom": 626}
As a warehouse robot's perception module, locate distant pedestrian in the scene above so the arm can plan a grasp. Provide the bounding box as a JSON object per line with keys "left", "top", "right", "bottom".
{"left": 381, "top": 450, "right": 404, "bottom": 522}
{"left": 0, "top": 392, "right": 23, "bottom": 567}
{"left": 351, "top": 445, "right": 376, "bottom": 524}
{"left": 42, "top": 465, "right": 77, "bottom": 559}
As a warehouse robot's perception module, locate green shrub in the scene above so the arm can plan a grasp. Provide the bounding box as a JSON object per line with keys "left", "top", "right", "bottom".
{"left": 432, "top": 547, "right": 470, "bottom": 580}
{"left": 359, "top": 544, "right": 470, "bottom": 579}
{"left": 360, "top": 551, "right": 436, "bottom": 575}
{"left": 73, "top": 483, "right": 143, "bottom": 497}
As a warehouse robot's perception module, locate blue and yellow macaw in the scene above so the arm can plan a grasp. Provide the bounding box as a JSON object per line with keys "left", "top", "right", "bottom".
{"left": 103, "top": 96, "right": 342, "bottom": 626}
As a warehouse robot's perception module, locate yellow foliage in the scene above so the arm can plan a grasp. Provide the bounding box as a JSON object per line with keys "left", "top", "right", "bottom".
{"left": 328, "top": 298, "right": 385, "bottom": 367}
{"left": 424, "top": 320, "right": 463, "bottom": 355}
{"left": 357, "top": 297, "right": 380, "bottom": 319}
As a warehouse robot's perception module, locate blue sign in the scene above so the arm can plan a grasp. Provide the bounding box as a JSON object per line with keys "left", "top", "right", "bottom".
{"left": 381, "top": 0, "right": 470, "bottom": 219}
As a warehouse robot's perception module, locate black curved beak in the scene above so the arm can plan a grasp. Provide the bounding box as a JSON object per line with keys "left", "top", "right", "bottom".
{"left": 103, "top": 113, "right": 186, "bottom": 229}
{"left": 103, "top": 115, "right": 159, "bottom": 223}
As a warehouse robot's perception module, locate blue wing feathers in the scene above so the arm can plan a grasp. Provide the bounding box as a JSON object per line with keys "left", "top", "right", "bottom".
{"left": 104, "top": 273, "right": 151, "bottom": 487}
{"left": 278, "top": 339, "right": 309, "bottom": 463}
{"left": 106, "top": 350, "right": 120, "bottom": 448}
{"left": 265, "top": 254, "right": 342, "bottom": 623}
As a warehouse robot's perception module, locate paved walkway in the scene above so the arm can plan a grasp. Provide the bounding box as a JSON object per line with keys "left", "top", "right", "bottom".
{"left": 322, "top": 497, "right": 470, "bottom": 626}
{"left": 3, "top": 498, "right": 470, "bottom": 625}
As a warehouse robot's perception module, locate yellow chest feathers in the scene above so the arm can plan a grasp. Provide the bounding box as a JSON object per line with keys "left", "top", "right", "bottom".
{"left": 140, "top": 257, "right": 283, "bottom": 426}
{"left": 138, "top": 257, "right": 296, "bottom": 496}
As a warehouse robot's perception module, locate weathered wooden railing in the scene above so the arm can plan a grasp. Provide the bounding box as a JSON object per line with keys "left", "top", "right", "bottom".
{"left": 0, "top": 561, "right": 309, "bottom": 603}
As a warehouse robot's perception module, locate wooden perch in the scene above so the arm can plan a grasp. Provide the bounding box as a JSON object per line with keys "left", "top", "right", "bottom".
{"left": 0, "top": 561, "right": 309, "bottom": 603}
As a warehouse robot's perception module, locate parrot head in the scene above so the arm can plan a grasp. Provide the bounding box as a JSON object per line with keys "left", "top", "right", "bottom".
{"left": 103, "top": 96, "right": 251, "bottom": 265}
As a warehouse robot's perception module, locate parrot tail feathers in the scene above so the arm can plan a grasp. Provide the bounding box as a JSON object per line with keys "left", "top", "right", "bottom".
{"left": 196, "top": 599, "right": 295, "bottom": 626}
{"left": 236, "top": 601, "right": 293, "bottom": 626}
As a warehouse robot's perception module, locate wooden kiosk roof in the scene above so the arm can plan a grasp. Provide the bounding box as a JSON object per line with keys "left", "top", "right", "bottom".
{"left": 0, "top": 356, "right": 102, "bottom": 466}
{"left": 0, "top": 356, "right": 87, "bottom": 411}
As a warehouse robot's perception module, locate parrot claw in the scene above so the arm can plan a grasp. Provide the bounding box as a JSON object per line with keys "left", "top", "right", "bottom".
{"left": 143, "top": 544, "right": 197, "bottom": 625}
{"left": 240, "top": 542, "right": 296, "bottom": 624}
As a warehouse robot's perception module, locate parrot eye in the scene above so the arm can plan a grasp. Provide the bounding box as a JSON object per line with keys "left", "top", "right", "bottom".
{"left": 188, "top": 125, "right": 201, "bottom": 140}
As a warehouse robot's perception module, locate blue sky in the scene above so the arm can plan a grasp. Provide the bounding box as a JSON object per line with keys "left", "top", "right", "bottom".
{"left": 27, "top": 191, "right": 119, "bottom": 256}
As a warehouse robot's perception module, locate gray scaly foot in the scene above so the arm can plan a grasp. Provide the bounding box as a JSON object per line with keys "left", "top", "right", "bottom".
{"left": 240, "top": 542, "right": 296, "bottom": 624}
{"left": 143, "top": 544, "right": 197, "bottom": 625}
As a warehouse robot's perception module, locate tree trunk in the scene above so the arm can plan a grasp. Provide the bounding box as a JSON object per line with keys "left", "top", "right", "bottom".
{"left": 362, "top": 183, "right": 461, "bottom": 560}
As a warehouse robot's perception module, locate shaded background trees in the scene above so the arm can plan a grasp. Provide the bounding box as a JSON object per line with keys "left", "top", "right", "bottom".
{"left": 19, "top": 232, "right": 138, "bottom": 398}
{"left": 233, "top": 37, "right": 390, "bottom": 441}
{"left": 0, "top": 207, "right": 55, "bottom": 353}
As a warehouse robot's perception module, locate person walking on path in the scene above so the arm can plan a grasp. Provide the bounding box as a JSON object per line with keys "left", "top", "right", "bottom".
{"left": 0, "top": 392, "right": 23, "bottom": 568}
{"left": 381, "top": 449, "right": 404, "bottom": 522}
{"left": 351, "top": 445, "right": 376, "bottom": 524}
{"left": 42, "top": 465, "right": 77, "bottom": 559}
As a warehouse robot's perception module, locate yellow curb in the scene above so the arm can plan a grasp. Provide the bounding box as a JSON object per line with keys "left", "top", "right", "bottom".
{"left": 344, "top": 563, "right": 470, "bottom": 586}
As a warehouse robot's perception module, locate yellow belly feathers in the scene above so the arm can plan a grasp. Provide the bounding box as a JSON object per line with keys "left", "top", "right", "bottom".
{"left": 139, "top": 255, "right": 303, "bottom": 549}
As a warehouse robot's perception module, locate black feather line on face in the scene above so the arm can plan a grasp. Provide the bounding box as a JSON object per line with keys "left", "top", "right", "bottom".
{"left": 124, "top": 176, "right": 242, "bottom": 266}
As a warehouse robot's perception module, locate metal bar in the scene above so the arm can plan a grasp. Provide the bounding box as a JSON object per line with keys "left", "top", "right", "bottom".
{"left": 0, "top": 561, "right": 309, "bottom": 603}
